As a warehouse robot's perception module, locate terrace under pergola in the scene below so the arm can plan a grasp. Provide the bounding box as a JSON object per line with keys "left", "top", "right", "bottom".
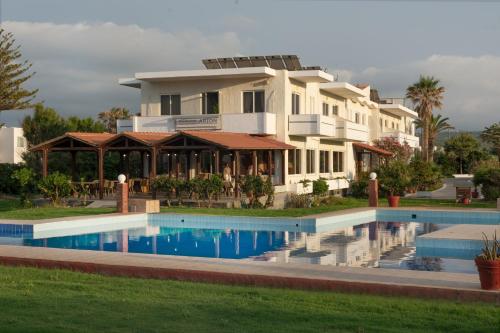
{"left": 30, "top": 131, "right": 294, "bottom": 199}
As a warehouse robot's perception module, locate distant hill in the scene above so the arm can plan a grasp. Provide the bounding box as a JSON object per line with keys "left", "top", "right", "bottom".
{"left": 435, "top": 130, "right": 482, "bottom": 147}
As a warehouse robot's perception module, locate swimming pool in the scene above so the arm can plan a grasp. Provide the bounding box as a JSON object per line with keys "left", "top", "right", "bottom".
{"left": 1, "top": 209, "right": 498, "bottom": 274}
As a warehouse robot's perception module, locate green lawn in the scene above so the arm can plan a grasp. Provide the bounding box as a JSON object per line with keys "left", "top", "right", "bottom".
{"left": 0, "top": 196, "right": 496, "bottom": 220}
{"left": 0, "top": 266, "right": 498, "bottom": 333}
{"left": 161, "top": 197, "right": 497, "bottom": 217}
{"left": 0, "top": 200, "right": 116, "bottom": 220}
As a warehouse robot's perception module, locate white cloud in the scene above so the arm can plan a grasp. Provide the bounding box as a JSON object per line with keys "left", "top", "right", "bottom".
{"left": 350, "top": 54, "right": 500, "bottom": 130}
{"left": 1, "top": 21, "right": 243, "bottom": 123}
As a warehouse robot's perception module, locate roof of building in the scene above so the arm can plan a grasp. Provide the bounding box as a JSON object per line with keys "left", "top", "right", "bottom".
{"left": 353, "top": 142, "right": 393, "bottom": 156}
{"left": 31, "top": 131, "right": 294, "bottom": 151}
{"left": 164, "top": 131, "right": 296, "bottom": 150}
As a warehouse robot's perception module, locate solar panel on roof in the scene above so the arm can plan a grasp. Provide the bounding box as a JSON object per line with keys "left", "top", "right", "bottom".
{"left": 202, "top": 59, "right": 221, "bottom": 69}
{"left": 217, "top": 58, "right": 237, "bottom": 68}
{"left": 233, "top": 56, "right": 253, "bottom": 68}
{"left": 282, "top": 55, "right": 301, "bottom": 71}
{"left": 266, "top": 55, "right": 286, "bottom": 69}
{"left": 249, "top": 56, "right": 269, "bottom": 67}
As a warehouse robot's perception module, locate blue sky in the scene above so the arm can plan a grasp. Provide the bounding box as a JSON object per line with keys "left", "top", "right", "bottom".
{"left": 1, "top": 0, "right": 499, "bottom": 130}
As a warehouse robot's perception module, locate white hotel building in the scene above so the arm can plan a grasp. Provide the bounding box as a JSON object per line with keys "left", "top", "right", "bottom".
{"left": 118, "top": 55, "right": 419, "bottom": 194}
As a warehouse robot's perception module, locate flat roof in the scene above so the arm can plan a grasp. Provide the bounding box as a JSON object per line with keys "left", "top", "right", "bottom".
{"left": 319, "top": 82, "right": 367, "bottom": 98}
{"left": 288, "top": 70, "right": 333, "bottom": 83}
{"left": 379, "top": 104, "right": 419, "bottom": 119}
{"left": 132, "top": 67, "right": 276, "bottom": 82}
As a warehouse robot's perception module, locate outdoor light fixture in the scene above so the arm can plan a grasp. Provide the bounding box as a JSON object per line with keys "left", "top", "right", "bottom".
{"left": 118, "top": 174, "right": 126, "bottom": 184}
{"left": 369, "top": 172, "right": 377, "bottom": 180}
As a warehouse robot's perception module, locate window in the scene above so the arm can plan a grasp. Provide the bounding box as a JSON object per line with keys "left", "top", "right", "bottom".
{"left": 306, "top": 149, "right": 315, "bottom": 174}
{"left": 243, "top": 91, "right": 265, "bottom": 113}
{"left": 292, "top": 93, "right": 300, "bottom": 115}
{"left": 355, "top": 113, "right": 360, "bottom": 124}
{"left": 17, "top": 137, "right": 25, "bottom": 148}
{"left": 392, "top": 121, "right": 395, "bottom": 129}
{"left": 379, "top": 119, "right": 383, "bottom": 131}
{"left": 319, "top": 150, "right": 329, "bottom": 173}
{"left": 331, "top": 105, "right": 338, "bottom": 116}
{"left": 332, "top": 152, "right": 344, "bottom": 172}
{"left": 161, "top": 94, "right": 181, "bottom": 115}
{"left": 202, "top": 92, "right": 219, "bottom": 114}
{"left": 322, "top": 103, "right": 329, "bottom": 116}
{"left": 288, "top": 149, "right": 302, "bottom": 175}
{"left": 384, "top": 119, "right": 388, "bottom": 127}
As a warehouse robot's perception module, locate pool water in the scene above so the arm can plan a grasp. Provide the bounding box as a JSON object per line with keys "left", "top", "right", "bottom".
{"left": 0, "top": 220, "right": 480, "bottom": 274}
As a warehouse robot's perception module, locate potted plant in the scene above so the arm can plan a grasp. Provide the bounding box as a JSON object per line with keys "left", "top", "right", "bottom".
{"left": 377, "top": 160, "right": 410, "bottom": 208}
{"left": 475, "top": 232, "right": 500, "bottom": 290}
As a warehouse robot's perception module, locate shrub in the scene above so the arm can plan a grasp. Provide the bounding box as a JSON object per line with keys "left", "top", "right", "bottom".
{"left": 286, "top": 193, "right": 312, "bottom": 208}
{"left": 241, "top": 175, "right": 274, "bottom": 208}
{"left": 37, "top": 172, "right": 72, "bottom": 205}
{"left": 409, "top": 159, "right": 443, "bottom": 191}
{"left": 152, "top": 175, "right": 178, "bottom": 206}
{"left": 0, "top": 163, "right": 22, "bottom": 195}
{"left": 12, "top": 167, "right": 36, "bottom": 207}
{"left": 349, "top": 173, "right": 369, "bottom": 198}
{"left": 312, "top": 178, "right": 329, "bottom": 197}
{"left": 205, "top": 175, "right": 224, "bottom": 207}
{"left": 377, "top": 160, "right": 410, "bottom": 196}
{"left": 473, "top": 165, "right": 500, "bottom": 201}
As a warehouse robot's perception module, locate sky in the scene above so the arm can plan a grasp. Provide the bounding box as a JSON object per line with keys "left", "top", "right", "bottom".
{"left": 1, "top": 0, "right": 499, "bottom": 130}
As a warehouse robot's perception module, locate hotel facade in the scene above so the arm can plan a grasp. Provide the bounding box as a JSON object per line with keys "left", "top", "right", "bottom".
{"left": 117, "top": 55, "right": 419, "bottom": 194}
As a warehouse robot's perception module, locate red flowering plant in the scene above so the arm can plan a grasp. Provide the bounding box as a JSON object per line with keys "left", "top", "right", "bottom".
{"left": 373, "top": 137, "right": 413, "bottom": 164}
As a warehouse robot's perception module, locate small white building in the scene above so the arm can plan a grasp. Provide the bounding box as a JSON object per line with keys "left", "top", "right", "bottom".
{"left": 0, "top": 127, "right": 27, "bottom": 164}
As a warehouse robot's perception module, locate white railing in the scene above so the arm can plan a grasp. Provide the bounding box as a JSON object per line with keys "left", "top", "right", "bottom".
{"left": 381, "top": 130, "right": 420, "bottom": 148}
{"left": 336, "top": 119, "right": 369, "bottom": 142}
{"left": 288, "top": 114, "right": 335, "bottom": 137}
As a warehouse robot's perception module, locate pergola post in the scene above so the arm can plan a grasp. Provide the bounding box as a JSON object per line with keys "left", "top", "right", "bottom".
{"left": 215, "top": 150, "right": 220, "bottom": 174}
{"left": 70, "top": 151, "right": 77, "bottom": 181}
{"left": 235, "top": 150, "right": 240, "bottom": 198}
{"left": 98, "top": 148, "right": 105, "bottom": 199}
{"left": 42, "top": 148, "right": 49, "bottom": 178}
{"left": 281, "top": 150, "right": 286, "bottom": 185}
{"left": 252, "top": 150, "right": 258, "bottom": 176}
{"left": 267, "top": 150, "right": 272, "bottom": 178}
{"left": 150, "top": 146, "right": 158, "bottom": 199}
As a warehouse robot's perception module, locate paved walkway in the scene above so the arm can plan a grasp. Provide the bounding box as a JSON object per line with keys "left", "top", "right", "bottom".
{"left": 0, "top": 245, "right": 498, "bottom": 303}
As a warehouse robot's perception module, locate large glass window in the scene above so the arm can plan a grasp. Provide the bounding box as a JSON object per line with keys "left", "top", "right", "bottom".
{"left": 243, "top": 91, "right": 265, "bottom": 113}
{"left": 354, "top": 113, "right": 360, "bottom": 124}
{"left": 319, "top": 150, "right": 329, "bottom": 173}
{"left": 287, "top": 149, "right": 301, "bottom": 175}
{"left": 202, "top": 92, "right": 219, "bottom": 114}
{"left": 161, "top": 94, "right": 181, "bottom": 115}
{"left": 291, "top": 93, "right": 300, "bottom": 115}
{"left": 322, "top": 103, "right": 329, "bottom": 116}
{"left": 306, "top": 149, "right": 315, "bottom": 174}
{"left": 332, "top": 152, "right": 344, "bottom": 172}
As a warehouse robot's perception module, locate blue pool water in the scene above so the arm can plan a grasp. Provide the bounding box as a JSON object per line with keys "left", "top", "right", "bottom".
{"left": 0, "top": 217, "right": 491, "bottom": 274}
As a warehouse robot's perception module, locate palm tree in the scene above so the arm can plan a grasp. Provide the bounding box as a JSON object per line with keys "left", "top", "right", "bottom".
{"left": 406, "top": 76, "right": 445, "bottom": 162}
{"left": 414, "top": 114, "right": 454, "bottom": 162}
{"left": 98, "top": 107, "right": 131, "bottom": 133}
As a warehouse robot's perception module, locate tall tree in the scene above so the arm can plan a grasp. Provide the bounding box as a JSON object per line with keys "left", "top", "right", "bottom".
{"left": 480, "top": 122, "right": 500, "bottom": 159}
{"left": 22, "top": 104, "right": 67, "bottom": 145}
{"left": 98, "top": 107, "right": 131, "bottom": 133}
{"left": 406, "top": 76, "right": 445, "bottom": 162}
{"left": 0, "top": 29, "right": 38, "bottom": 126}
{"left": 444, "top": 133, "right": 489, "bottom": 174}
{"left": 414, "top": 114, "right": 454, "bottom": 162}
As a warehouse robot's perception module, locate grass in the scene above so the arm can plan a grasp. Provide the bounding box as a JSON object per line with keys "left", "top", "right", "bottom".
{"left": 0, "top": 266, "right": 498, "bottom": 333}
{"left": 161, "top": 197, "right": 497, "bottom": 217}
{"left": 0, "top": 200, "right": 116, "bottom": 220}
{"left": 0, "top": 196, "right": 496, "bottom": 220}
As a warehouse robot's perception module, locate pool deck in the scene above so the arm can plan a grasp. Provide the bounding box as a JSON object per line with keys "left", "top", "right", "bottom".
{"left": 0, "top": 244, "right": 498, "bottom": 304}
{"left": 420, "top": 224, "right": 500, "bottom": 241}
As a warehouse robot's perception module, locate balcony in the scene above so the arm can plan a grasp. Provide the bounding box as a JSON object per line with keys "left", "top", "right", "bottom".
{"left": 118, "top": 113, "right": 277, "bottom": 135}
{"left": 336, "top": 119, "right": 369, "bottom": 142}
{"left": 221, "top": 112, "right": 276, "bottom": 135}
{"left": 381, "top": 130, "right": 420, "bottom": 148}
{"left": 288, "top": 114, "right": 335, "bottom": 137}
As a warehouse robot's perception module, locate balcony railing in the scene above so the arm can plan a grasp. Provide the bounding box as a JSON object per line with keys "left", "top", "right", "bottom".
{"left": 381, "top": 130, "right": 420, "bottom": 148}
{"left": 288, "top": 114, "right": 335, "bottom": 137}
{"left": 336, "top": 119, "right": 369, "bottom": 142}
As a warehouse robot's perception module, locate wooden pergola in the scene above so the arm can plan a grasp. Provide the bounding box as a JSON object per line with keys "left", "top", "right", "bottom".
{"left": 31, "top": 131, "right": 294, "bottom": 199}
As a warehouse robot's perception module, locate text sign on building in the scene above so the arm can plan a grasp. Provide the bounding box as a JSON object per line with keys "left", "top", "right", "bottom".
{"left": 175, "top": 115, "right": 221, "bottom": 130}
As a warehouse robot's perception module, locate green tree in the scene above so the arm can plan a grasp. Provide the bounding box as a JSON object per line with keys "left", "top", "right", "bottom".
{"left": 66, "top": 116, "right": 106, "bottom": 133}
{"left": 12, "top": 167, "right": 36, "bottom": 207}
{"left": 98, "top": 107, "right": 131, "bottom": 133}
{"left": 444, "top": 133, "right": 489, "bottom": 174}
{"left": 406, "top": 76, "right": 445, "bottom": 162}
{"left": 22, "top": 104, "right": 67, "bottom": 145}
{"left": 37, "top": 171, "right": 72, "bottom": 206}
{"left": 415, "top": 114, "right": 454, "bottom": 160}
{"left": 0, "top": 29, "right": 38, "bottom": 127}
{"left": 377, "top": 160, "right": 410, "bottom": 196}
{"left": 480, "top": 122, "right": 500, "bottom": 159}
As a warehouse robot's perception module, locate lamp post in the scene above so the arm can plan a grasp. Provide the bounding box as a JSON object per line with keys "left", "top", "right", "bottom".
{"left": 117, "top": 174, "right": 128, "bottom": 213}
{"left": 368, "top": 172, "right": 378, "bottom": 207}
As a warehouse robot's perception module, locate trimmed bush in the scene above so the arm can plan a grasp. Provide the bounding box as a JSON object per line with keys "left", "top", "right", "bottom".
{"left": 312, "top": 178, "right": 329, "bottom": 197}
{"left": 377, "top": 160, "right": 410, "bottom": 196}
{"left": 37, "top": 172, "right": 72, "bottom": 206}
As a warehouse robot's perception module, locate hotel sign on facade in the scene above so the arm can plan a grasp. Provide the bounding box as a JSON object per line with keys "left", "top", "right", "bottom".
{"left": 175, "top": 115, "right": 221, "bottom": 131}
